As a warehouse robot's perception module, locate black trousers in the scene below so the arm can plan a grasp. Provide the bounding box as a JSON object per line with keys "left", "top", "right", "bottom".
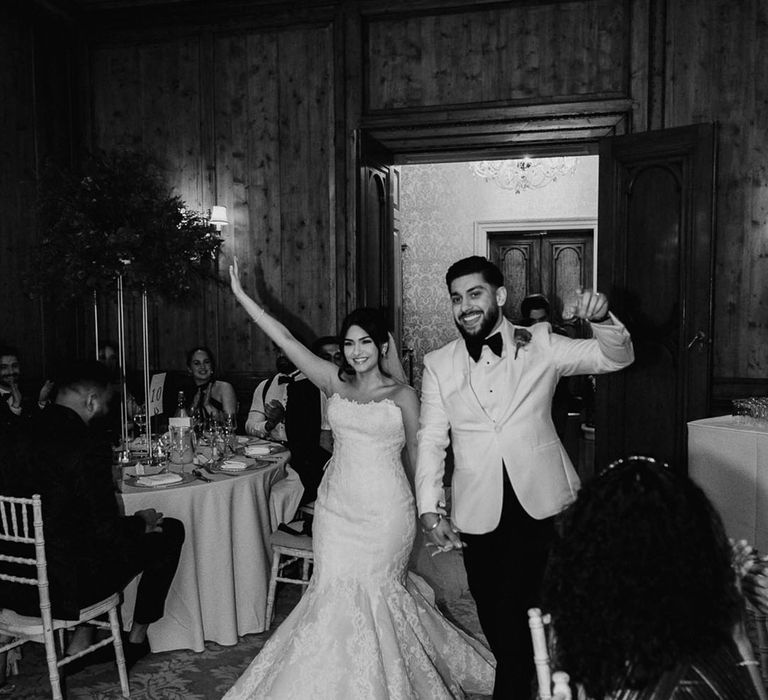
{"left": 79, "top": 517, "right": 185, "bottom": 625}
{"left": 461, "top": 471, "right": 554, "bottom": 700}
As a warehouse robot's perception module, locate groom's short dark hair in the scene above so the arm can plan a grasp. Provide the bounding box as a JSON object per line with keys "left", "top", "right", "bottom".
{"left": 445, "top": 256, "right": 504, "bottom": 290}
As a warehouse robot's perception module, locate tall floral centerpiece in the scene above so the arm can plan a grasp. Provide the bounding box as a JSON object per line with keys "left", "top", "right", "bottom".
{"left": 34, "top": 150, "right": 222, "bottom": 302}
{"left": 32, "top": 150, "right": 224, "bottom": 451}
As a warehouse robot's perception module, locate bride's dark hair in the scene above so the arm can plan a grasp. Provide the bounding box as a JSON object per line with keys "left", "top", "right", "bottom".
{"left": 337, "top": 307, "right": 390, "bottom": 381}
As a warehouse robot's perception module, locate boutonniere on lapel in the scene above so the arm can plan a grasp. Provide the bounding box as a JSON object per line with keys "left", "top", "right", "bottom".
{"left": 513, "top": 328, "right": 532, "bottom": 360}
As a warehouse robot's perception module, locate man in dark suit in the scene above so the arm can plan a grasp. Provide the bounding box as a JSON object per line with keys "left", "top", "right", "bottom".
{"left": 283, "top": 336, "right": 341, "bottom": 507}
{"left": 0, "top": 360, "right": 184, "bottom": 670}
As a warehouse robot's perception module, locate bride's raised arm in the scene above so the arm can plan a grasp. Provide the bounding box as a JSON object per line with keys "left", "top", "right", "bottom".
{"left": 229, "top": 257, "right": 337, "bottom": 392}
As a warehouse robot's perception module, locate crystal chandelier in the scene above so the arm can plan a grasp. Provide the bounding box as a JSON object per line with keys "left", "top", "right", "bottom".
{"left": 468, "top": 157, "right": 577, "bottom": 194}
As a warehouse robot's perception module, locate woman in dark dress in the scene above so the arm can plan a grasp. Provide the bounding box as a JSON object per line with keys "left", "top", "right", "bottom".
{"left": 183, "top": 346, "right": 237, "bottom": 422}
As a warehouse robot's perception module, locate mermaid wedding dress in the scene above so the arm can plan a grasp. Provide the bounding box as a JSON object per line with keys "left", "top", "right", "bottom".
{"left": 224, "top": 393, "right": 495, "bottom": 699}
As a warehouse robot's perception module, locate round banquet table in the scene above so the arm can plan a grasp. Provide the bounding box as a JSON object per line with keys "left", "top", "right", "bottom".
{"left": 118, "top": 456, "right": 288, "bottom": 652}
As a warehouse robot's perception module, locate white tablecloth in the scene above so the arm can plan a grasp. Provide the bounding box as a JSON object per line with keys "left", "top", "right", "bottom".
{"left": 118, "top": 457, "right": 288, "bottom": 652}
{"left": 688, "top": 416, "right": 768, "bottom": 550}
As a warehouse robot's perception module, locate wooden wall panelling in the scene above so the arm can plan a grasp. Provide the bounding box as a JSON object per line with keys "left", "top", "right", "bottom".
{"left": 330, "top": 6, "right": 349, "bottom": 324}
{"left": 364, "top": 0, "right": 630, "bottom": 113}
{"left": 276, "top": 25, "right": 335, "bottom": 342}
{"left": 343, "top": 7, "right": 364, "bottom": 314}
{"left": 665, "top": 0, "right": 768, "bottom": 386}
{"left": 137, "top": 36, "right": 210, "bottom": 373}
{"left": 90, "top": 36, "right": 214, "bottom": 377}
{"left": 629, "top": 0, "right": 650, "bottom": 132}
{"left": 213, "top": 28, "right": 281, "bottom": 398}
{"left": 0, "top": 4, "right": 79, "bottom": 383}
{"left": 0, "top": 8, "right": 39, "bottom": 363}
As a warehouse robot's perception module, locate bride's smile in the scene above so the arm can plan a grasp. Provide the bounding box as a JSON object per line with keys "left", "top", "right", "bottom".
{"left": 343, "top": 325, "right": 379, "bottom": 374}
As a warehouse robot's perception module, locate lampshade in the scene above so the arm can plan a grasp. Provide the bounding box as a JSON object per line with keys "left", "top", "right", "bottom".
{"left": 209, "top": 205, "right": 229, "bottom": 228}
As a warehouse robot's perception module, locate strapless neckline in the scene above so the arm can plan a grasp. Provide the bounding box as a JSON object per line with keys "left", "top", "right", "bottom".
{"left": 329, "top": 392, "right": 397, "bottom": 410}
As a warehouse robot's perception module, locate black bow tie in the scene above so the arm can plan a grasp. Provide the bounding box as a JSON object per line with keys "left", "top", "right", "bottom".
{"left": 466, "top": 333, "right": 503, "bottom": 362}
{"left": 277, "top": 374, "right": 295, "bottom": 385}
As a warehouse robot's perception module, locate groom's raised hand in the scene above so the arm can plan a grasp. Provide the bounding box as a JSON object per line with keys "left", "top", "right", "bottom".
{"left": 572, "top": 288, "right": 610, "bottom": 323}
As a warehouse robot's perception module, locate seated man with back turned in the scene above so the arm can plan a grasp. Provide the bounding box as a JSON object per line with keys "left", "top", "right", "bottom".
{"left": 0, "top": 360, "right": 184, "bottom": 671}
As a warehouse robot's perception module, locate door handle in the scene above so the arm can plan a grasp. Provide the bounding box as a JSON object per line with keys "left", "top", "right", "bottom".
{"left": 686, "top": 330, "right": 707, "bottom": 350}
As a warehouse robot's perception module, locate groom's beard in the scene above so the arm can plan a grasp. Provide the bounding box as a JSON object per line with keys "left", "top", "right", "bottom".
{"left": 454, "top": 303, "right": 501, "bottom": 342}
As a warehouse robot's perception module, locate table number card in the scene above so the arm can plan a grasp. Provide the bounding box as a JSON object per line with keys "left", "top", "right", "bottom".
{"left": 149, "top": 372, "right": 166, "bottom": 417}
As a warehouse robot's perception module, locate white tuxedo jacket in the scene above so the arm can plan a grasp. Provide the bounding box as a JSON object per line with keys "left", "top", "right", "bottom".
{"left": 415, "top": 315, "right": 634, "bottom": 534}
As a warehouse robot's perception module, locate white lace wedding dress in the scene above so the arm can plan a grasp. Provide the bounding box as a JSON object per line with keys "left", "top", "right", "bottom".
{"left": 224, "top": 393, "right": 495, "bottom": 699}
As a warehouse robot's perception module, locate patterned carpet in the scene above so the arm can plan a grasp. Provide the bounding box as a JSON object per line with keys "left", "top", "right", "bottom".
{"left": 5, "top": 575, "right": 490, "bottom": 699}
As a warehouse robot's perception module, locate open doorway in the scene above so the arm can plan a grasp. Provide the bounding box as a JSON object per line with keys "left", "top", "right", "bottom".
{"left": 398, "top": 155, "right": 599, "bottom": 474}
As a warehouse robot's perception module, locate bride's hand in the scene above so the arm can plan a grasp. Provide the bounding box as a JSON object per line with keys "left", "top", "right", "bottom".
{"left": 229, "top": 256, "right": 244, "bottom": 296}
{"left": 421, "top": 514, "right": 464, "bottom": 553}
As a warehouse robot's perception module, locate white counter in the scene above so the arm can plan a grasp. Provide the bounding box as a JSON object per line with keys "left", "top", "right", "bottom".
{"left": 688, "top": 416, "right": 768, "bottom": 550}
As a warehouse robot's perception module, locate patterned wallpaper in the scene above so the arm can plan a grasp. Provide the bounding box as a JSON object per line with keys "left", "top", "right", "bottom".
{"left": 401, "top": 157, "right": 598, "bottom": 388}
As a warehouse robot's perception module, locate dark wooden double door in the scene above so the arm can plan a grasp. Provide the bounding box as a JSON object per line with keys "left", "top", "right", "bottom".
{"left": 488, "top": 231, "right": 594, "bottom": 325}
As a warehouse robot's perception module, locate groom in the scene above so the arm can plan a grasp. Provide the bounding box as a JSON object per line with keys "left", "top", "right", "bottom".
{"left": 415, "top": 256, "right": 634, "bottom": 699}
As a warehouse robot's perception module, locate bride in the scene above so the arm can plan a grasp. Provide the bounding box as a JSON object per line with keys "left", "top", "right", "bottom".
{"left": 224, "top": 259, "right": 495, "bottom": 699}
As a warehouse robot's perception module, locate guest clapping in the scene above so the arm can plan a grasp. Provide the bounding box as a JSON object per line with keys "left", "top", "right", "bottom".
{"left": 0, "top": 345, "right": 54, "bottom": 435}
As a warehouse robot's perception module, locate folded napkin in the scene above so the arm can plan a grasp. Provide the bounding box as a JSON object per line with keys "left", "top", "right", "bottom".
{"left": 245, "top": 445, "right": 272, "bottom": 456}
{"left": 135, "top": 472, "right": 183, "bottom": 487}
{"left": 220, "top": 460, "right": 247, "bottom": 471}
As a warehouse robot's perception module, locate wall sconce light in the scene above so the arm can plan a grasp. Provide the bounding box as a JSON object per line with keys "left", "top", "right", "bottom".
{"left": 209, "top": 205, "right": 229, "bottom": 231}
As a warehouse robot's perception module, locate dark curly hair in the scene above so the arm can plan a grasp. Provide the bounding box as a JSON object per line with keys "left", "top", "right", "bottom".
{"left": 542, "top": 458, "right": 741, "bottom": 698}
{"left": 337, "top": 307, "right": 390, "bottom": 381}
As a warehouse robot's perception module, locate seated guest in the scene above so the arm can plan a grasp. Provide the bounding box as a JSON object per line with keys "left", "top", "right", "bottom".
{"left": 0, "top": 360, "right": 184, "bottom": 671}
{"left": 543, "top": 456, "right": 765, "bottom": 700}
{"left": 0, "top": 345, "right": 54, "bottom": 434}
{"left": 245, "top": 344, "right": 301, "bottom": 440}
{"left": 312, "top": 335, "right": 342, "bottom": 366}
{"left": 95, "top": 340, "right": 141, "bottom": 443}
{"left": 98, "top": 340, "right": 141, "bottom": 411}
{"left": 183, "top": 345, "right": 237, "bottom": 422}
{"left": 312, "top": 337, "right": 341, "bottom": 455}
{"left": 282, "top": 336, "right": 341, "bottom": 507}
{"left": 520, "top": 293, "right": 553, "bottom": 326}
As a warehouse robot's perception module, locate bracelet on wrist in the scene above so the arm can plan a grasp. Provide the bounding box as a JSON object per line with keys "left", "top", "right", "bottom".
{"left": 422, "top": 514, "right": 443, "bottom": 532}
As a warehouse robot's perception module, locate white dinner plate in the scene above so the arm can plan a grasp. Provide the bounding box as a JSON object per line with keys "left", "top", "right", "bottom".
{"left": 125, "top": 472, "right": 196, "bottom": 489}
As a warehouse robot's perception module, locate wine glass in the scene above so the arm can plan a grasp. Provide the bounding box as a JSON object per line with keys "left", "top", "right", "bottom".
{"left": 152, "top": 432, "right": 170, "bottom": 472}
{"left": 223, "top": 412, "right": 237, "bottom": 453}
{"left": 132, "top": 407, "right": 148, "bottom": 454}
